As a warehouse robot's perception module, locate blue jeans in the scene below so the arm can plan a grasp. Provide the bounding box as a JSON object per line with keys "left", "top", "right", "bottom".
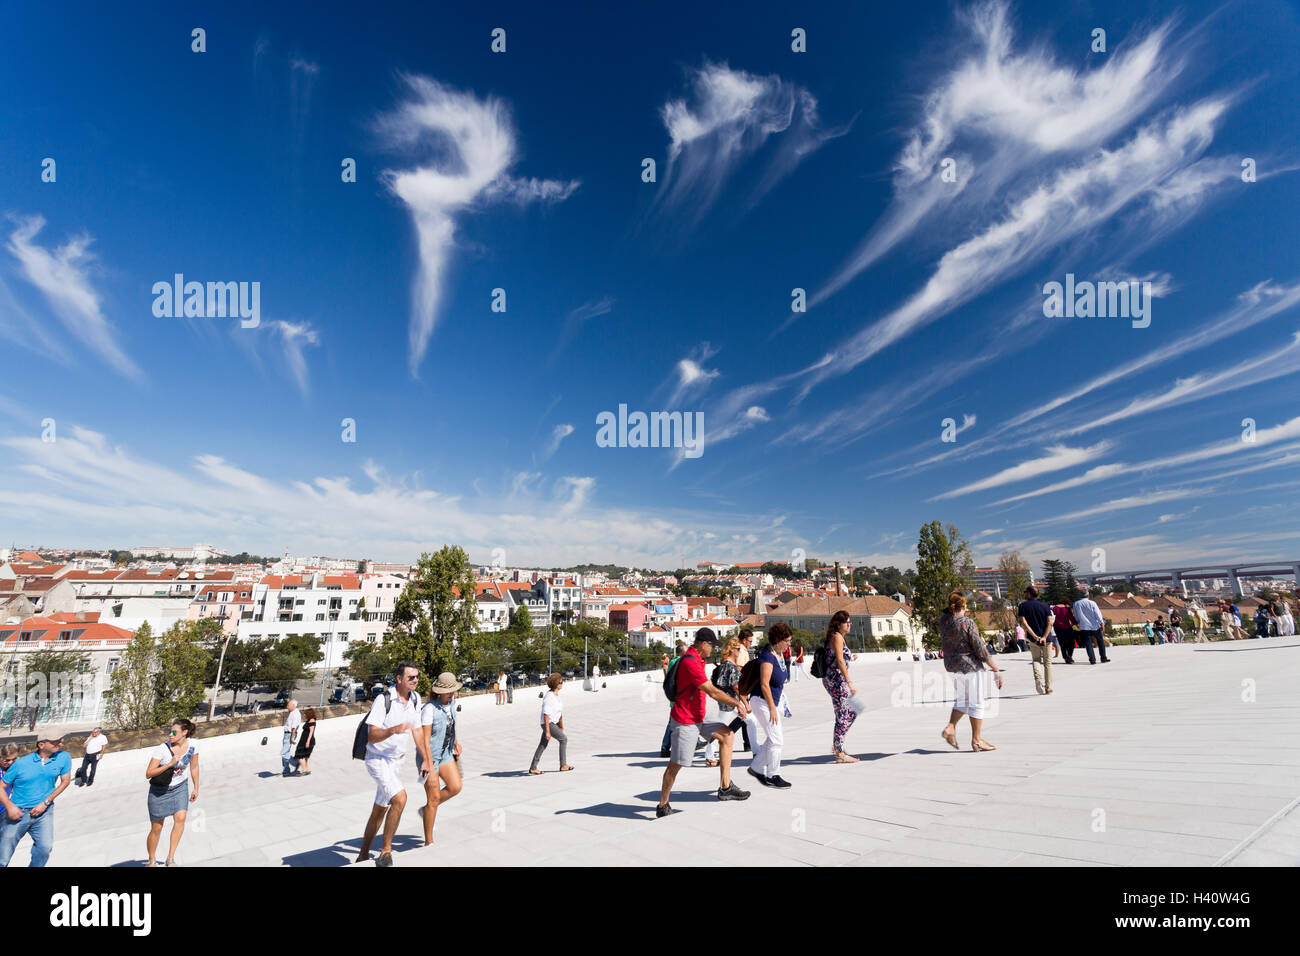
{"left": 0, "top": 806, "right": 54, "bottom": 867}
{"left": 281, "top": 733, "right": 299, "bottom": 774}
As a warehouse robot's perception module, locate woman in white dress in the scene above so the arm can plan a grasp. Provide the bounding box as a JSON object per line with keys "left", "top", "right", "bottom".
{"left": 1278, "top": 600, "right": 1296, "bottom": 636}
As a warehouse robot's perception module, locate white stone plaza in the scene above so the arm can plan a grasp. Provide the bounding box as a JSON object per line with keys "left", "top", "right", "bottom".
{"left": 22, "top": 637, "right": 1300, "bottom": 867}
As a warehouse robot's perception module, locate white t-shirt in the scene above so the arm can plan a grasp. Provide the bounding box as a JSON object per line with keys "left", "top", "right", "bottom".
{"left": 151, "top": 740, "right": 199, "bottom": 788}
{"left": 592, "top": 665, "right": 600, "bottom": 677}
{"left": 283, "top": 710, "right": 302, "bottom": 735}
{"left": 84, "top": 734, "right": 107, "bottom": 755}
{"left": 365, "top": 691, "right": 420, "bottom": 760}
{"left": 540, "top": 690, "right": 562, "bottom": 725}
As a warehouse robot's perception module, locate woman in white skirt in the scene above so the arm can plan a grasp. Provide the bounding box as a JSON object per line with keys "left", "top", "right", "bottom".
{"left": 145, "top": 718, "right": 200, "bottom": 866}
{"left": 938, "top": 593, "right": 1003, "bottom": 752}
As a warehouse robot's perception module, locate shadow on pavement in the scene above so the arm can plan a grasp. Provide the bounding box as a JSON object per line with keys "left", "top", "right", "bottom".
{"left": 282, "top": 835, "right": 424, "bottom": 867}
{"left": 593, "top": 752, "right": 662, "bottom": 759}
{"left": 557, "top": 802, "right": 648, "bottom": 820}
{"left": 632, "top": 789, "right": 723, "bottom": 804}
{"left": 482, "top": 770, "right": 534, "bottom": 778}
{"left": 782, "top": 752, "right": 891, "bottom": 765}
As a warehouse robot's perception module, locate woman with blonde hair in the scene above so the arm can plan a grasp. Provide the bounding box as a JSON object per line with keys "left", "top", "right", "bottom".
{"left": 939, "top": 593, "right": 1003, "bottom": 752}
{"left": 705, "top": 637, "right": 743, "bottom": 767}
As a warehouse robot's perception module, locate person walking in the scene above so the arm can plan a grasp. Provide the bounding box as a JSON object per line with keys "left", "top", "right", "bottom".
{"left": 733, "top": 629, "right": 756, "bottom": 752}
{"left": 1154, "top": 617, "right": 1167, "bottom": 644}
{"left": 529, "top": 674, "right": 573, "bottom": 774}
{"left": 1051, "top": 599, "right": 1078, "bottom": 663}
{"left": 293, "top": 709, "right": 317, "bottom": 775}
{"left": 591, "top": 662, "right": 601, "bottom": 692}
{"left": 1071, "top": 591, "right": 1110, "bottom": 664}
{"left": 656, "top": 628, "right": 750, "bottom": 817}
{"left": 1226, "top": 605, "right": 1247, "bottom": 640}
{"left": 1143, "top": 620, "right": 1155, "bottom": 644}
{"left": 1018, "top": 587, "right": 1055, "bottom": 695}
{"left": 705, "top": 637, "right": 742, "bottom": 767}
{"left": 791, "top": 640, "right": 806, "bottom": 681}
{"left": 747, "top": 624, "right": 792, "bottom": 789}
{"left": 356, "top": 662, "right": 421, "bottom": 867}
{"left": 496, "top": 669, "right": 508, "bottom": 706}
{"left": 1189, "top": 601, "right": 1208, "bottom": 642}
{"left": 821, "top": 610, "right": 860, "bottom": 762}
{"left": 281, "top": 699, "right": 302, "bottom": 776}
{"left": 939, "top": 593, "right": 1003, "bottom": 752}
{"left": 0, "top": 745, "right": 18, "bottom": 797}
{"left": 78, "top": 728, "right": 107, "bottom": 787}
{"left": 1279, "top": 599, "right": 1296, "bottom": 636}
{"left": 145, "top": 719, "right": 200, "bottom": 867}
{"left": 417, "top": 672, "right": 463, "bottom": 846}
{"left": 0, "top": 735, "right": 71, "bottom": 867}
{"left": 1013, "top": 622, "right": 1026, "bottom": 652}
{"left": 660, "top": 642, "right": 702, "bottom": 757}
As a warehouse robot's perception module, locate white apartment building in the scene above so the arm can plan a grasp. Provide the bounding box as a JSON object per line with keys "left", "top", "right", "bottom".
{"left": 237, "top": 572, "right": 376, "bottom": 666}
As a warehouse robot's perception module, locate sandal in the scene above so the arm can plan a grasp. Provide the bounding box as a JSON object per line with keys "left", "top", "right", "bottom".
{"left": 165, "top": 859, "right": 178, "bottom": 867}
{"left": 705, "top": 759, "right": 719, "bottom": 767}
{"left": 972, "top": 741, "right": 997, "bottom": 752}
{"left": 941, "top": 729, "right": 958, "bottom": 750}
{"left": 559, "top": 765, "right": 575, "bottom": 772}
{"left": 528, "top": 768, "right": 543, "bottom": 775}
{"left": 834, "top": 752, "right": 860, "bottom": 763}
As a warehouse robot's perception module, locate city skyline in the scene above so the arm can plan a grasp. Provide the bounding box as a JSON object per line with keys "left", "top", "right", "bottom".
{"left": 2, "top": 0, "right": 1300, "bottom": 573}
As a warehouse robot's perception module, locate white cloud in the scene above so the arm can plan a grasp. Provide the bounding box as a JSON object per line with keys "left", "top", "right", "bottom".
{"left": 932, "top": 442, "right": 1112, "bottom": 500}
{"left": 1025, "top": 489, "right": 1203, "bottom": 526}
{"left": 799, "top": 96, "right": 1233, "bottom": 399}
{"left": 541, "top": 424, "right": 575, "bottom": 461}
{"left": 817, "top": 2, "right": 1184, "bottom": 302}
{"left": 654, "top": 62, "right": 843, "bottom": 226}
{"left": 664, "top": 342, "right": 721, "bottom": 406}
{"left": 376, "top": 75, "right": 578, "bottom": 374}
{"left": 268, "top": 320, "right": 320, "bottom": 396}
{"left": 5, "top": 215, "right": 141, "bottom": 380}
{"left": 0, "top": 427, "right": 815, "bottom": 569}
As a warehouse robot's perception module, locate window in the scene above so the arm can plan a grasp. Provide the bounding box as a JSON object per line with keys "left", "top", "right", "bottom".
{"left": 317, "top": 599, "right": 327, "bottom": 606}
{"left": 338, "top": 632, "right": 349, "bottom": 642}
{"left": 315, "top": 614, "right": 325, "bottom": 621}
{"left": 106, "top": 658, "right": 120, "bottom": 673}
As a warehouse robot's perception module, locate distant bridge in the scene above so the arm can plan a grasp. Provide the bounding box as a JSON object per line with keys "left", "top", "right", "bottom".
{"left": 1077, "top": 559, "right": 1300, "bottom": 595}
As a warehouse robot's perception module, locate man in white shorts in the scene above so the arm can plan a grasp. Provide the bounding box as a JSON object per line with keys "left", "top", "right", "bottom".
{"left": 357, "top": 662, "right": 421, "bottom": 867}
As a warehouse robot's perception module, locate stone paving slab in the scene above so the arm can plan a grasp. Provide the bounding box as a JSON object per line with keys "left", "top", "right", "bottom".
{"left": 17, "top": 637, "right": 1300, "bottom": 866}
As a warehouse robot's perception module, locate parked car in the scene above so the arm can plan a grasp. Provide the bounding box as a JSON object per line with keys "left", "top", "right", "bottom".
{"left": 270, "top": 691, "right": 290, "bottom": 709}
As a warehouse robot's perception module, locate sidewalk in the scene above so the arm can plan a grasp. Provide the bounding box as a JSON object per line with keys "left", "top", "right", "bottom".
{"left": 22, "top": 638, "right": 1300, "bottom": 866}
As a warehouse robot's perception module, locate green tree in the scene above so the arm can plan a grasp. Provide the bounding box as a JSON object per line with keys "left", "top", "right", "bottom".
{"left": 260, "top": 634, "right": 323, "bottom": 694}
{"left": 107, "top": 622, "right": 158, "bottom": 731}
{"left": 1042, "top": 559, "right": 1077, "bottom": 605}
{"left": 385, "top": 545, "right": 480, "bottom": 694}
{"left": 912, "top": 521, "right": 973, "bottom": 646}
{"left": 153, "top": 621, "right": 212, "bottom": 725}
{"left": 511, "top": 604, "right": 533, "bottom": 631}
{"left": 218, "top": 637, "right": 274, "bottom": 712}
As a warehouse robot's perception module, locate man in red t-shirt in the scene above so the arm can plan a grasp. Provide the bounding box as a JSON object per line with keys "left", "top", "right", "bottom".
{"left": 656, "top": 628, "right": 751, "bottom": 817}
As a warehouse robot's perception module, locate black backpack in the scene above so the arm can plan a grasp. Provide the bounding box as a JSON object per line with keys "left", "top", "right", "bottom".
{"left": 710, "top": 664, "right": 722, "bottom": 686}
{"left": 662, "top": 657, "right": 682, "bottom": 701}
{"left": 352, "top": 689, "right": 420, "bottom": 760}
{"left": 736, "top": 659, "right": 761, "bottom": 697}
{"left": 810, "top": 641, "right": 828, "bottom": 679}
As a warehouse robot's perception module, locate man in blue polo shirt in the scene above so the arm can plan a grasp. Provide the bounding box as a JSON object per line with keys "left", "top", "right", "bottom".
{"left": 0, "top": 735, "right": 72, "bottom": 867}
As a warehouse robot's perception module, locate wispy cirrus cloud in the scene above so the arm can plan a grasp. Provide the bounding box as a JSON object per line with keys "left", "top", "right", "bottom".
{"left": 268, "top": 320, "right": 320, "bottom": 396}
{"left": 816, "top": 2, "right": 1186, "bottom": 304}
{"left": 376, "top": 75, "right": 579, "bottom": 374}
{"left": 540, "top": 424, "right": 575, "bottom": 461}
{"left": 5, "top": 215, "right": 141, "bottom": 380}
{"left": 652, "top": 61, "right": 844, "bottom": 229}
{"left": 664, "top": 342, "right": 721, "bottom": 406}
{"left": 798, "top": 95, "right": 1234, "bottom": 401}
{"left": 931, "top": 442, "right": 1112, "bottom": 501}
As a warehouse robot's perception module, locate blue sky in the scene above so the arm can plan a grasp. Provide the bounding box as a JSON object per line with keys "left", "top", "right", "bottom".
{"left": 2, "top": 0, "right": 1299, "bottom": 572}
